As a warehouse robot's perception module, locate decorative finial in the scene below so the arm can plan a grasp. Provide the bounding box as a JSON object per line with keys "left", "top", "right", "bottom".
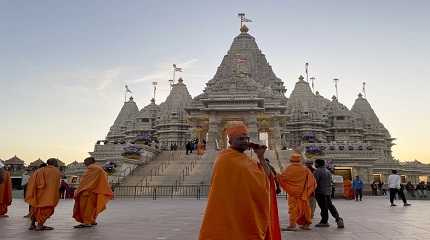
{"left": 315, "top": 91, "right": 320, "bottom": 96}
{"left": 240, "top": 24, "right": 249, "bottom": 33}
{"left": 129, "top": 96, "right": 134, "bottom": 101}
{"left": 298, "top": 75, "right": 305, "bottom": 81}
{"left": 151, "top": 98, "right": 155, "bottom": 103}
{"left": 358, "top": 93, "right": 363, "bottom": 98}
{"left": 332, "top": 95, "right": 337, "bottom": 101}
{"left": 178, "top": 77, "right": 184, "bottom": 83}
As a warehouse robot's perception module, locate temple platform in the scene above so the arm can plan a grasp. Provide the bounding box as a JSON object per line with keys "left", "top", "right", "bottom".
{"left": 1, "top": 197, "right": 429, "bottom": 240}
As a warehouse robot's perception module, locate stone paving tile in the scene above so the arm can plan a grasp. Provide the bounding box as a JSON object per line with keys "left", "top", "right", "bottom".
{"left": 0, "top": 196, "right": 429, "bottom": 240}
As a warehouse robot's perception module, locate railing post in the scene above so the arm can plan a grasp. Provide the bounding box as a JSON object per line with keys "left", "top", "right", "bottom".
{"left": 197, "top": 185, "right": 201, "bottom": 200}
{"left": 153, "top": 187, "right": 157, "bottom": 200}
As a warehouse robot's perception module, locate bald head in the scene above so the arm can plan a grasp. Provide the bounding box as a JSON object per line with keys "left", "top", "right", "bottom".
{"left": 84, "top": 157, "right": 96, "bottom": 167}
{"left": 46, "top": 158, "right": 58, "bottom": 167}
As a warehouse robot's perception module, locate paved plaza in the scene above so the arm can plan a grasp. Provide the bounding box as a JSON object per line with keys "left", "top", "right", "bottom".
{"left": 1, "top": 197, "right": 429, "bottom": 240}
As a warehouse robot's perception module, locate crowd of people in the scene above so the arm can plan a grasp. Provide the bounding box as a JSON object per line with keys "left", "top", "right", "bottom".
{"left": 0, "top": 157, "right": 113, "bottom": 231}
{"left": 405, "top": 180, "right": 429, "bottom": 198}
{"left": 184, "top": 139, "right": 206, "bottom": 155}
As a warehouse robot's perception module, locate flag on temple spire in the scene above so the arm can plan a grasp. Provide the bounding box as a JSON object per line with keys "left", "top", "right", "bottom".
{"left": 125, "top": 85, "right": 133, "bottom": 93}
{"left": 173, "top": 64, "right": 183, "bottom": 72}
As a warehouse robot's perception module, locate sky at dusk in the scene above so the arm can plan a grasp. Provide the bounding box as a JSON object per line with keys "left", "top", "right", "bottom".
{"left": 1, "top": 0, "right": 429, "bottom": 164}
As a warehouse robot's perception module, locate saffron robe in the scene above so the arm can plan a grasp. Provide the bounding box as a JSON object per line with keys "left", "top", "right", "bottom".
{"left": 343, "top": 179, "right": 354, "bottom": 199}
{"left": 199, "top": 148, "right": 276, "bottom": 240}
{"left": 278, "top": 163, "right": 317, "bottom": 226}
{"left": 0, "top": 171, "right": 12, "bottom": 215}
{"left": 73, "top": 164, "right": 113, "bottom": 224}
{"left": 268, "top": 175, "right": 282, "bottom": 240}
{"left": 25, "top": 165, "right": 61, "bottom": 224}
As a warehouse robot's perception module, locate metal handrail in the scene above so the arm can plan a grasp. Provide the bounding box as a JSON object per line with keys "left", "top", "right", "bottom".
{"left": 112, "top": 184, "right": 289, "bottom": 200}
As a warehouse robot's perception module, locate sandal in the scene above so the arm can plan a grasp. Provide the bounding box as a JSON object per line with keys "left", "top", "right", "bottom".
{"left": 35, "top": 226, "right": 54, "bottom": 231}
{"left": 300, "top": 225, "right": 311, "bottom": 230}
{"left": 281, "top": 226, "right": 298, "bottom": 231}
{"left": 73, "top": 224, "right": 93, "bottom": 228}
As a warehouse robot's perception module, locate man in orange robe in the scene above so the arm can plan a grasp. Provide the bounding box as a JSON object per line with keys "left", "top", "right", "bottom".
{"left": 343, "top": 179, "right": 354, "bottom": 199}
{"left": 0, "top": 162, "right": 12, "bottom": 217}
{"left": 73, "top": 157, "right": 113, "bottom": 228}
{"left": 199, "top": 122, "right": 281, "bottom": 240}
{"left": 197, "top": 142, "right": 205, "bottom": 155}
{"left": 278, "top": 153, "right": 317, "bottom": 231}
{"left": 25, "top": 158, "right": 61, "bottom": 231}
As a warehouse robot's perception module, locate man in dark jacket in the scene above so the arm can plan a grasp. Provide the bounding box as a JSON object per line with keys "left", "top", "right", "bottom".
{"left": 314, "top": 159, "right": 344, "bottom": 228}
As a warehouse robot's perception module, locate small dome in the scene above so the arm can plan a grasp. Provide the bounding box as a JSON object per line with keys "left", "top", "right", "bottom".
{"left": 240, "top": 24, "right": 249, "bottom": 33}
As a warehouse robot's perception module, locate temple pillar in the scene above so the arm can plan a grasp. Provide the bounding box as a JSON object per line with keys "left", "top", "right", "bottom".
{"left": 271, "top": 118, "right": 282, "bottom": 150}
{"left": 206, "top": 113, "right": 219, "bottom": 150}
{"left": 246, "top": 113, "right": 258, "bottom": 143}
{"left": 267, "top": 131, "right": 273, "bottom": 149}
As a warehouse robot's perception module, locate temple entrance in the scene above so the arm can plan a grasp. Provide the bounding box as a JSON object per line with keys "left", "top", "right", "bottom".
{"left": 372, "top": 173, "right": 382, "bottom": 183}
{"left": 334, "top": 167, "right": 352, "bottom": 181}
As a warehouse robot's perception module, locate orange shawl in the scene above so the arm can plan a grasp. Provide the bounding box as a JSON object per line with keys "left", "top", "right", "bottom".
{"left": 73, "top": 164, "right": 113, "bottom": 222}
{"left": 343, "top": 179, "right": 354, "bottom": 199}
{"left": 199, "top": 148, "right": 272, "bottom": 240}
{"left": 278, "top": 163, "right": 316, "bottom": 199}
{"left": 0, "top": 171, "right": 12, "bottom": 207}
{"left": 268, "top": 175, "right": 282, "bottom": 240}
{"left": 278, "top": 163, "right": 317, "bottom": 225}
{"left": 25, "top": 166, "right": 61, "bottom": 208}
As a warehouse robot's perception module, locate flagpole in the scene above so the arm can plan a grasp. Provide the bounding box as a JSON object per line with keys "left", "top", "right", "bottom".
{"left": 173, "top": 69, "right": 175, "bottom": 84}
{"left": 124, "top": 85, "right": 127, "bottom": 102}
{"left": 238, "top": 13, "right": 244, "bottom": 28}
{"left": 333, "top": 78, "right": 339, "bottom": 99}
{"left": 310, "top": 77, "right": 315, "bottom": 93}
{"left": 305, "top": 62, "right": 309, "bottom": 82}
{"left": 362, "top": 82, "right": 366, "bottom": 98}
{"left": 152, "top": 81, "right": 157, "bottom": 101}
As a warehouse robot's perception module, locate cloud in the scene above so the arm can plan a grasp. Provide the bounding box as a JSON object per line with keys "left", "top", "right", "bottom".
{"left": 129, "top": 58, "right": 199, "bottom": 84}
{"left": 96, "top": 67, "right": 122, "bottom": 91}
{"left": 49, "top": 66, "right": 125, "bottom": 103}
